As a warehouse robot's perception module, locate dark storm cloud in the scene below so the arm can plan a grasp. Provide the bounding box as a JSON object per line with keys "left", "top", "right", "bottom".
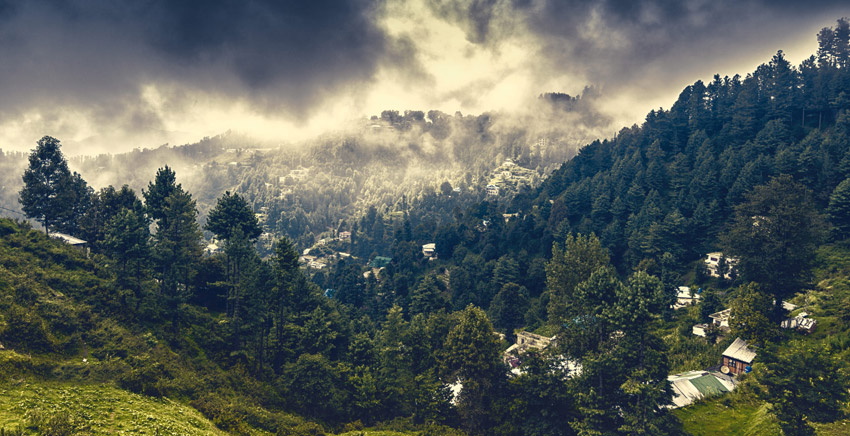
{"left": 144, "top": 0, "right": 389, "bottom": 106}
{"left": 429, "top": 0, "right": 849, "bottom": 87}
{"left": 0, "top": 0, "right": 397, "bottom": 121}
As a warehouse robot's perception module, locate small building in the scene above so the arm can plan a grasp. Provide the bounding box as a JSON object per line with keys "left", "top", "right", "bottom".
{"left": 369, "top": 256, "right": 392, "bottom": 269}
{"left": 674, "top": 286, "right": 700, "bottom": 309}
{"left": 692, "top": 323, "right": 709, "bottom": 337}
{"left": 308, "top": 260, "right": 326, "bottom": 270}
{"left": 708, "top": 308, "right": 732, "bottom": 328}
{"left": 503, "top": 331, "right": 557, "bottom": 363}
{"left": 338, "top": 231, "right": 351, "bottom": 240}
{"left": 422, "top": 243, "right": 436, "bottom": 258}
{"left": 704, "top": 252, "right": 738, "bottom": 279}
{"left": 781, "top": 312, "right": 817, "bottom": 333}
{"left": 205, "top": 242, "right": 220, "bottom": 256}
{"left": 721, "top": 337, "right": 757, "bottom": 376}
{"left": 49, "top": 232, "right": 87, "bottom": 247}
{"left": 486, "top": 184, "right": 500, "bottom": 196}
{"left": 693, "top": 308, "right": 731, "bottom": 338}
{"left": 668, "top": 370, "right": 735, "bottom": 409}
{"left": 49, "top": 232, "right": 89, "bottom": 255}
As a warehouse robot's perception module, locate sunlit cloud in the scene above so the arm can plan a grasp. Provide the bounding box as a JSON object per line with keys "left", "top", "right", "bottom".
{"left": 0, "top": 0, "right": 847, "bottom": 155}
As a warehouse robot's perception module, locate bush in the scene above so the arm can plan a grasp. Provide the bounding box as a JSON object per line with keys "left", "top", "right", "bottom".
{"left": 276, "top": 422, "right": 326, "bottom": 436}
{"left": 25, "top": 410, "right": 89, "bottom": 436}
{"left": 1, "top": 304, "right": 55, "bottom": 352}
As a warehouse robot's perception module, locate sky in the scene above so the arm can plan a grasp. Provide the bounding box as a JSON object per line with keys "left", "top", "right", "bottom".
{"left": 0, "top": 0, "right": 848, "bottom": 155}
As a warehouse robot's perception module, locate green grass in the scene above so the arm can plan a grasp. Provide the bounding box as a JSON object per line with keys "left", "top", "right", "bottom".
{"left": 674, "top": 391, "right": 850, "bottom": 436}
{"left": 336, "top": 432, "right": 415, "bottom": 436}
{"left": 674, "top": 397, "right": 780, "bottom": 436}
{"left": 0, "top": 379, "right": 230, "bottom": 435}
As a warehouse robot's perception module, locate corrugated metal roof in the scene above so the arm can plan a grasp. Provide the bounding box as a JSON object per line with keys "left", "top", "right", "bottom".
{"left": 670, "top": 379, "right": 703, "bottom": 408}
{"left": 690, "top": 375, "right": 729, "bottom": 396}
{"left": 49, "top": 232, "right": 86, "bottom": 245}
{"left": 667, "top": 371, "right": 735, "bottom": 409}
{"left": 722, "top": 337, "right": 757, "bottom": 363}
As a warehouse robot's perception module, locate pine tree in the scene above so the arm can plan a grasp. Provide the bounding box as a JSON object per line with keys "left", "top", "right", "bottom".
{"left": 730, "top": 283, "right": 778, "bottom": 347}
{"left": 546, "top": 234, "right": 610, "bottom": 326}
{"left": 103, "top": 208, "right": 150, "bottom": 296}
{"left": 143, "top": 166, "right": 180, "bottom": 228}
{"left": 724, "top": 175, "right": 824, "bottom": 318}
{"left": 827, "top": 178, "right": 850, "bottom": 239}
{"left": 19, "top": 136, "right": 75, "bottom": 234}
{"left": 205, "top": 191, "right": 262, "bottom": 241}
{"left": 443, "top": 305, "right": 504, "bottom": 435}
{"left": 152, "top": 189, "right": 202, "bottom": 333}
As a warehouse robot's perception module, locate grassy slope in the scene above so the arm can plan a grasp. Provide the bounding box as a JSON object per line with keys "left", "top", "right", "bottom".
{"left": 0, "top": 219, "right": 421, "bottom": 436}
{"left": 0, "top": 376, "right": 230, "bottom": 435}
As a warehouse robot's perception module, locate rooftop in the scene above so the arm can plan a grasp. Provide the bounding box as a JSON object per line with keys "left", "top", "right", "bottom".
{"left": 722, "top": 337, "right": 757, "bottom": 364}
{"left": 48, "top": 232, "right": 86, "bottom": 245}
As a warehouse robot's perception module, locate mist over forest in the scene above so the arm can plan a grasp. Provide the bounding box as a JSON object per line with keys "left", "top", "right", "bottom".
{"left": 1, "top": 87, "right": 613, "bottom": 251}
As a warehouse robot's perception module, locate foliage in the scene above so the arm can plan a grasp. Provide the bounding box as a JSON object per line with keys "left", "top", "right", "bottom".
{"left": 827, "top": 177, "right": 850, "bottom": 239}
{"left": 19, "top": 136, "right": 82, "bottom": 234}
{"left": 724, "top": 175, "right": 824, "bottom": 316}
{"left": 546, "top": 233, "right": 609, "bottom": 327}
{"left": 755, "top": 341, "right": 849, "bottom": 436}
{"left": 730, "top": 283, "right": 779, "bottom": 347}
{"left": 205, "top": 191, "right": 262, "bottom": 241}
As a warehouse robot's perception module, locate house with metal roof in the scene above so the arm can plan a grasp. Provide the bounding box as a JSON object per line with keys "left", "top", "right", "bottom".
{"left": 721, "top": 337, "right": 757, "bottom": 375}
{"left": 668, "top": 370, "right": 736, "bottom": 408}
{"left": 48, "top": 232, "right": 89, "bottom": 256}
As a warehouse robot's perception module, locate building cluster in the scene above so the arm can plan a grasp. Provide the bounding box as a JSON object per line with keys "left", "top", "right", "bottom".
{"left": 485, "top": 159, "right": 536, "bottom": 198}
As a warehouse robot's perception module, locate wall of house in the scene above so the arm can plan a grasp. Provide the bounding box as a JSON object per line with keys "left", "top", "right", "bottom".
{"left": 723, "top": 356, "right": 749, "bottom": 375}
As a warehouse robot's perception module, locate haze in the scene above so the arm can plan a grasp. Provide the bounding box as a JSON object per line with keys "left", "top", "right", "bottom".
{"left": 0, "top": 0, "right": 847, "bottom": 156}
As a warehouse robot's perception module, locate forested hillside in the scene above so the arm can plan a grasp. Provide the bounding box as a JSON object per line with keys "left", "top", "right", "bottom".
{"left": 4, "top": 17, "right": 850, "bottom": 436}
{"left": 59, "top": 93, "right": 609, "bottom": 252}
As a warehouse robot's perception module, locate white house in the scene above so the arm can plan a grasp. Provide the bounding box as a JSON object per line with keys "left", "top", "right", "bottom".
{"left": 674, "top": 286, "right": 701, "bottom": 309}
{"left": 486, "top": 184, "right": 500, "bottom": 196}
{"left": 705, "top": 252, "right": 738, "bottom": 279}
{"left": 422, "top": 243, "right": 436, "bottom": 258}
{"left": 709, "top": 308, "right": 732, "bottom": 328}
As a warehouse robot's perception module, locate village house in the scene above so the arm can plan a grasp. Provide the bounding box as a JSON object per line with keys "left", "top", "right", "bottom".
{"left": 674, "top": 286, "right": 701, "bottom": 309}
{"left": 49, "top": 232, "right": 89, "bottom": 256}
{"left": 721, "top": 337, "right": 757, "bottom": 375}
{"left": 695, "top": 301, "right": 807, "bottom": 338}
{"left": 502, "top": 213, "right": 519, "bottom": 223}
{"left": 369, "top": 256, "right": 392, "bottom": 269}
{"left": 709, "top": 308, "right": 732, "bottom": 328}
{"left": 668, "top": 370, "right": 736, "bottom": 408}
{"left": 338, "top": 231, "right": 351, "bottom": 240}
{"left": 704, "top": 252, "right": 738, "bottom": 279}
{"left": 692, "top": 308, "right": 731, "bottom": 338}
{"left": 486, "top": 184, "right": 500, "bottom": 196}
{"left": 205, "top": 241, "right": 221, "bottom": 256}
{"left": 503, "top": 331, "right": 557, "bottom": 367}
{"left": 422, "top": 243, "right": 436, "bottom": 258}
{"left": 781, "top": 312, "right": 818, "bottom": 333}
